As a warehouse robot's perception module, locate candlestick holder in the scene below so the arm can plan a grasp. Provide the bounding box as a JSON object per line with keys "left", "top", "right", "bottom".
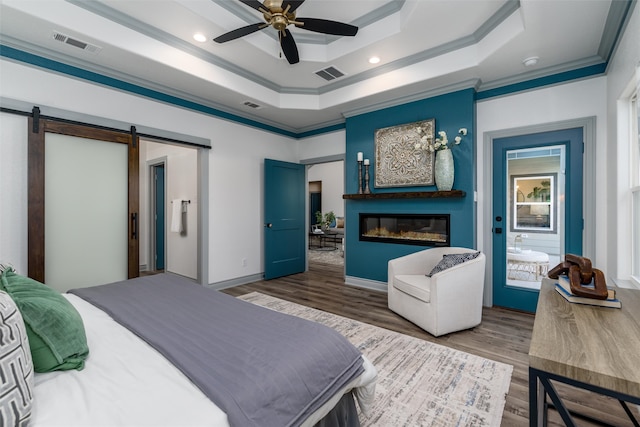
{"left": 363, "top": 164, "right": 371, "bottom": 194}
{"left": 357, "top": 160, "right": 363, "bottom": 194}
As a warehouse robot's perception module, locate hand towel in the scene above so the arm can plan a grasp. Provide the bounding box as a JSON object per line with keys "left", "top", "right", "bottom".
{"left": 171, "top": 199, "right": 183, "bottom": 233}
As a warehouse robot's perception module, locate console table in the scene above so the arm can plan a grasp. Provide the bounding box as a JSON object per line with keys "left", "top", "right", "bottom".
{"left": 529, "top": 279, "right": 640, "bottom": 426}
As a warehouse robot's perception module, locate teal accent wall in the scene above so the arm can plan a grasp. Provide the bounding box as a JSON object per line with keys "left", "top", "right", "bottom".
{"left": 344, "top": 88, "right": 476, "bottom": 283}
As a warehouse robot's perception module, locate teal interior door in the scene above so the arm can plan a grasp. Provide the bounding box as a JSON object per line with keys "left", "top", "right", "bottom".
{"left": 492, "top": 128, "right": 583, "bottom": 312}
{"left": 310, "top": 192, "right": 321, "bottom": 227}
{"left": 154, "top": 164, "right": 165, "bottom": 270}
{"left": 264, "top": 159, "right": 305, "bottom": 280}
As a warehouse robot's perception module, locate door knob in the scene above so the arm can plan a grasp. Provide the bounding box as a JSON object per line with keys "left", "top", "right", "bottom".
{"left": 265, "top": 223, "right": 273, "bottom": 228}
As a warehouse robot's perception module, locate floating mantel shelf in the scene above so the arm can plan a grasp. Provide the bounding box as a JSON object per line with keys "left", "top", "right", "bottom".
{"left": 343, "top": 190, "right": 466, "bottom": 200}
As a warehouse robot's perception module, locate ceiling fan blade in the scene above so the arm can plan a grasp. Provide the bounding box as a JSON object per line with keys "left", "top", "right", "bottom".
{"left": 280, "top": 29, "right": 299, "bottom": 64}
{"left": 213, "top": 23, "right": 265, "bottom": 43}
{"left": 237, "top": 0, "right": 264, "bottom": 12}
{"left": 283, "top": 1, "right": 305, "bottom": 13}
{"left": 296, "top": 18, "right": 358, "bottom": 36}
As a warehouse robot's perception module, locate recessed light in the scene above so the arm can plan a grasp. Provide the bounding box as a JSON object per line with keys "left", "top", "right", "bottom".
{"left": 193, "top": 33, "right": 207, "bottom": 43}
{"left": 368, "top": 56, "right": 380, "bottom": 64}
{"left": 522, "top": 56, "right": 539, "bottom": 67}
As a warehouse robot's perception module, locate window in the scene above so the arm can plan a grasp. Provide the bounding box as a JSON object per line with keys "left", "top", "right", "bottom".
{"left": 631, "top": 90, "right": 640, "bottom": 285}
{"left": 512, "top": 174, "right": 556, "bottom": 233}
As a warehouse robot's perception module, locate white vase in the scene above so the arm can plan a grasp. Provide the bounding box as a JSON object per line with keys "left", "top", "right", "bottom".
{"left": 435, "top": 149, "right": 454, "bottom": 191}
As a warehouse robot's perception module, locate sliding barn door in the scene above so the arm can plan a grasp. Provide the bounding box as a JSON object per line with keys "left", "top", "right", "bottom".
{"left": 28, "top": 118, "right": 139, "bottom": 292}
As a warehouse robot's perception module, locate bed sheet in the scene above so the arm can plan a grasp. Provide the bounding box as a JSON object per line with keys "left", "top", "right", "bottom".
{"left": 31, "top": 294, "right": 376, "bottom": 426}
{"left": 32, "top": 294, "right": 228, "bottom": 426}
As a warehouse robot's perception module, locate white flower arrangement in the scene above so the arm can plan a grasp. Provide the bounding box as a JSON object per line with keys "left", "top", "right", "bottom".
{"left": 414, "top": 125, "right": 432, "bottom": 151}
{"left": 415, "top": 127, "right": 467, "bottom": 152}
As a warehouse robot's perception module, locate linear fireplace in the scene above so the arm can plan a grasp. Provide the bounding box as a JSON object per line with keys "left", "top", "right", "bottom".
{"left": 359, "top": 213, "right": 450, "bottom": 246}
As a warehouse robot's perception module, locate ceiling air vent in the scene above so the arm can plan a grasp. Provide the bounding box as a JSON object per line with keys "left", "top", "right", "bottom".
{"left": 315, "top": 66, "right": 345, "bottom": 82}
{"left": 52, "top": 31, "right": 102, "bottom": 54}
{"left": 243, "top": 101, "right": 263, "bottom": 110}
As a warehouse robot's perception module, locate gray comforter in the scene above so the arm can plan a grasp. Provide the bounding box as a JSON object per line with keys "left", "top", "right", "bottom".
{"left": 69, "top": 274, "right": 364, "bottom": 427}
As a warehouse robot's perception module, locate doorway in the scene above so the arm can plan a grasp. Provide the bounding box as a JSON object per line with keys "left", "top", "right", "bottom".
{"left": 307, "top": 161, "right": 345, "bottom": 267}
{"left": 141, "top": 141, "right": 199, "bottom": 281}
{"left": 309, "top": 181, "right": 322, "bottom": 228}
{"left": 150, "top": 162, "right": 166, "bottom": 272}
{"left": 492, "top": 128, "right": 583, "bottom": 312}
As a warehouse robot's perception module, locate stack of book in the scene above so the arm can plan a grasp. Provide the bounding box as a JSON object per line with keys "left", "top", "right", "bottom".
{"left": 554, "top": 275, "right": 621, "bottom": 308}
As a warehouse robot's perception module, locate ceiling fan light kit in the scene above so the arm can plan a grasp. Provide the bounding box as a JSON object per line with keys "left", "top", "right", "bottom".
{"left": 214, "top": 0, "right": 358, "bottom": 65}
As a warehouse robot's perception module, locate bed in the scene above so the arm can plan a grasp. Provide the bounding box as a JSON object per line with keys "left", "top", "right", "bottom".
{"left": 0, "top": 271, "right": 376, "bottom": 427}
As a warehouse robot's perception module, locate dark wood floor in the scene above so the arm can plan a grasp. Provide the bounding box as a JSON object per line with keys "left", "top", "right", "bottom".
{"left": 223, "top": 262, "right": 635, "bottom": 426}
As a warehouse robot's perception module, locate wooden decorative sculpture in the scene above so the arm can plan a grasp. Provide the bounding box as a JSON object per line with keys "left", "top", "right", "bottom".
{"left": 547, "top": 254, "right": 608, "bottom": 300}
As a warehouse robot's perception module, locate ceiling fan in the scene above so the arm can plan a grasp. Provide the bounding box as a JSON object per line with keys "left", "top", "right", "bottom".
{"left": 213, "top": 0, "right": 358, "bottom": 64}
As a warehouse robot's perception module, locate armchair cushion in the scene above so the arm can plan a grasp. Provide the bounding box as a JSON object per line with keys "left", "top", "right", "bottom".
{"left": 393, "top": 275, "right": 431, "bottom": 303}
{"left": 426, "top": 251, "right": 480, "bottom": 277}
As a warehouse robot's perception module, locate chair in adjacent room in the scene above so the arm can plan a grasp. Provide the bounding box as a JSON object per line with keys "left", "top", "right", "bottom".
{"left": 387, "top": 247, "right": 486, "bottom": 337}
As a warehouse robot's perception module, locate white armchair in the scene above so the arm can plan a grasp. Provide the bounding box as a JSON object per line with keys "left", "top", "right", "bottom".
{"left": 388, "top": 247, "right": 486, "bottom": 337}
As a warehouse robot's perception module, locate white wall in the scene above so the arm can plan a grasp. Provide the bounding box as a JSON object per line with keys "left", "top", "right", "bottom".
{"left": 0, "top": 113, "right": 28, "bottom": 274}
{"left": 207, "top": 123, "right": 297, "bottom": 285}
{"left": 606, "top": 3, "right": 640, "bottom": 285}
{"left": 476, "top": 77, "right": 608, "bottom": 304}
{"left": 0, "top": 58, "right": 298, "bottom": 286}
{"left": 299, "top": 130, "right": 345, "bottom": 160}
{"left": 308, "top": 161, "right": 345, "bottom": 218}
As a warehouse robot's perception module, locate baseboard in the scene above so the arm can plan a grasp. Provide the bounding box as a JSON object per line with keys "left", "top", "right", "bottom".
{"left": 611, "top": 277, "right": 640, "bottom": 289}
{"left": 207, "top": 273, "right": 264, "bottom": 290}
{"left": 208, "top": 272, "right": 386, "bottom": 292}
{"left": 345, "top": 275, "right": 388, "bottom": 293}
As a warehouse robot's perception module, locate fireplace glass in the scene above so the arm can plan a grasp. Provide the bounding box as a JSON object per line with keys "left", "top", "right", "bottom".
{"left": 359, "top": 214, "right": 450, "bottom": 246}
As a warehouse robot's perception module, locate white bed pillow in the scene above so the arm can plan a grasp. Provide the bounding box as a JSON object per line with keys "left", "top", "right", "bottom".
{"left": 0, "top": 290, "right": 34, "bottom": 426}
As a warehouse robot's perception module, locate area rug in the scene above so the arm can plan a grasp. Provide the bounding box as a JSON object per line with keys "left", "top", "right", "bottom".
{"left": 239, "top": 292, "right": 513, "bottom": 427}
{"left": 308, "top": 248, "right": 344, "bottom": 265}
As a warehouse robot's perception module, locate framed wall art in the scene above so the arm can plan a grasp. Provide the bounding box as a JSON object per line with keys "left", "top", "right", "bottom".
{"left": 374, "top": 119, "right": 435, "bottom": 188}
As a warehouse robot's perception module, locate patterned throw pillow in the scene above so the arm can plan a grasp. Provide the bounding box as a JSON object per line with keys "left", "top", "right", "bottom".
{"left": 0, "top": 291, "right": 34, "bottom": 427}
{"left": 426, "top": 251, "right": 481, "bottom": 277}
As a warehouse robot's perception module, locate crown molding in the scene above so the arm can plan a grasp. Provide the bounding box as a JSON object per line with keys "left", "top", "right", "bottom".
{"left": 211, "top": 0, "right": 406, "bottom": 45}
{"left": 66, "top": 0, "right": 280, "bottom": 91}
{"left": 598, "top": 0, "right": 635, "bottom": 62}
{"left": 342, "top": 79, "right": 480, "bottom": 119}
{"left": 478, "top": 56, "right": 605, "bottom": 92}
{"left": 63, "top": 0, "right": 516, "bottom": 97}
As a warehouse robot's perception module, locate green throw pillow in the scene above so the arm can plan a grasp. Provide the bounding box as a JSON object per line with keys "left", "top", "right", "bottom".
{"left": 0, "top": 268, "right": 89, "bottom": 372}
